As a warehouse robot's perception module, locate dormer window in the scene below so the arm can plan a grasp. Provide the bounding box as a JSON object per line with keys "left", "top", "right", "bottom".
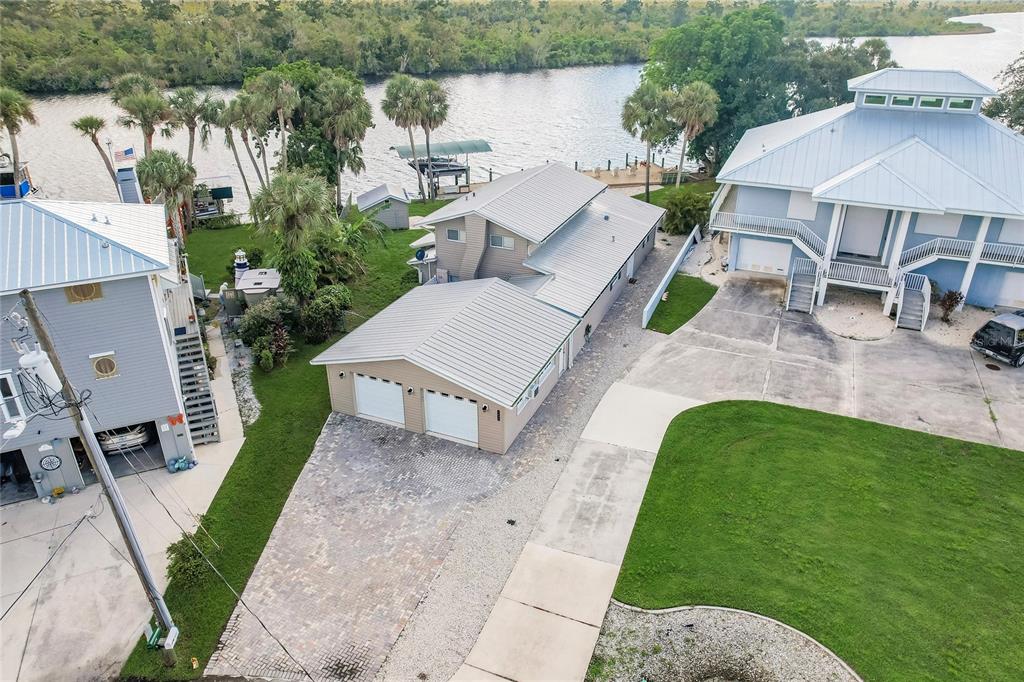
{"left": 948, "top": 97, "right": 975, "bottom": 111}
{"left": 919, "top": 96, "right": 944, "bottom": 109}
{"left": 863, "top": 94, "right": 887, "bottom": 106}
{"left": 890, "top": 95, "right": 916, "bottom": 107}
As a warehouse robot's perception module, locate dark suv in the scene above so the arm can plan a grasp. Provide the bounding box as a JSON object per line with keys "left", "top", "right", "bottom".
{"left": 970, "top": 310, "right": 1024, "bottom": 368}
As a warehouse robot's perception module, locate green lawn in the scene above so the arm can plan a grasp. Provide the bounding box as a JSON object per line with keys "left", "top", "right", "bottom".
{"left": 635, "top": 179, "right": 718, "bottom": 208}
{"left": 614, "top": 402, "right": 1024, "bottom": 681}
{"left": 646, "top": 274, "right": 717, "bottom": 334}
{"left": 121, "top": 227, "right": 425, "bottom": 680}
{"left": 407, "top": 196, "right": 452, "bottom": 217}
{"left": 182, "top": 225, "right": 273, "bottom": 287}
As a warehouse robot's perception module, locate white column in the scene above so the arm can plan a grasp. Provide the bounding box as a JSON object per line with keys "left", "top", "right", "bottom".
{"left": 957, "top": 216, "right": 991, "bottom": 310}
{"left": 882, "top": 211, "right": 914, "bottom": 315}
{"left": 818, "top": 202, "right": 844, "bottom": 305}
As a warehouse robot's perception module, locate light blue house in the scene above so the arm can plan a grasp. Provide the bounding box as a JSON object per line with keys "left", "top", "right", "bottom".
{"left": 710, "top": 68, "right": 1024, "bottom": 330}
{"left": 0, "top": 200, "right": 218, "bottom": 505}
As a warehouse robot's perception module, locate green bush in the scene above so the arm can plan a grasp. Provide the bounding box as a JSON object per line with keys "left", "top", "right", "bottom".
{"left": 302, "top": 284, "right": 353, "bottom": 343}
{"left": 316, "top": 283, "right": 353, "bottom": 310}
{"left": 166, "top": 520, "right": 219, "bottom": 585}
{"left": 663, "top": 190, "right": 711, "bottom": 235}
{"left": 401, "top": 268, "right": 420, "bottom": 285}
{"left": 238, "top": 295, "right": 298, "bottom": 346}
{"left": 258, "top": 348, "right": 274, "bottom": 373}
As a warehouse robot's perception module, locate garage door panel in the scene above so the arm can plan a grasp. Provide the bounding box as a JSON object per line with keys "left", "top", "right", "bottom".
{"left": 424, "top": 390, "right": 478, "bottom": 445}
{"left": 355, "top": 374, "right": 405, "bottom": 426}
{"left": 996, "top": 271, "right": 1024, "bottom": 307}
{"left": 736, "top": 238, "right": 792, "bottom": 276}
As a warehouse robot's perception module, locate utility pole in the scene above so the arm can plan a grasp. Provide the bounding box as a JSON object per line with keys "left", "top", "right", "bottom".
{"left": 106, "top": 138, "right": 124, "bottom": 203}
{"left": 19, "top": 289, "right": 179, "bottom": 666}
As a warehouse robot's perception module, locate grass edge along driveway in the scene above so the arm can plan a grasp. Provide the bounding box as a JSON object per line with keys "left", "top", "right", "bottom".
{"left": 614, "top": 401, "right": 1024, "bottom": 681}
{"left": 120, "top": 227, "right": 426, "bottom": 680}
{"left": 646, "top": 274, "right": 717, "bottom": 334}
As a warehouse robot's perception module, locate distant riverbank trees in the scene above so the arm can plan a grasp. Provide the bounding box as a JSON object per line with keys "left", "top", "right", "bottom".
{"left": 2, "top": 0, "right": 1019, "bottom": 94}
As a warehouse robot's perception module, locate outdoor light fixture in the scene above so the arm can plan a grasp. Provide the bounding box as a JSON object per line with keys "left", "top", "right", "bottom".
{"left": 481, "top": 405, "right": 489, "bottom": 413}
{"left": 338, "top": 371, "right": 345, "bottom": 378}
{"left": 406, "top": 386, "right": 414, "bottom": 395}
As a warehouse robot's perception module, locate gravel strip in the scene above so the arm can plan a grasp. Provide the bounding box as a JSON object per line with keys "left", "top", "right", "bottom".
{"left": 590, "top": 602, "right": 860, "bottom": 682}
{"left": 223, "top": 328, "right": 261, "bottom": 426}
{"left": 376, "top": 235, "right": 683, "bottom": 681}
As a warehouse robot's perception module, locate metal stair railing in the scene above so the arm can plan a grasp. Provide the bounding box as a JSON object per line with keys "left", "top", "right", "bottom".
{"left": 710, "top": 211, "right": 826, "bottom": 261}
{"left": 979, "top": 242, "right": 1024, "bottom": 267}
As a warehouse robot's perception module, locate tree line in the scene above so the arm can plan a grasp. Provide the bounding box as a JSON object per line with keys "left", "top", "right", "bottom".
{"left": 2, "top": 0, "right": 1020, "bottom": 94}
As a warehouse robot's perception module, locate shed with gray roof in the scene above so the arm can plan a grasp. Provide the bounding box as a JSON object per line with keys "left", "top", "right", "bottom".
{"left": 356, "top": 183, "right": 411, "bottom": 229}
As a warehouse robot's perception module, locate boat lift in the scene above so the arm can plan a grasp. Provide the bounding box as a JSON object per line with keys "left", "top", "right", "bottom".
{"left": 391, "top": 139, "right": 492, "bottom": 197}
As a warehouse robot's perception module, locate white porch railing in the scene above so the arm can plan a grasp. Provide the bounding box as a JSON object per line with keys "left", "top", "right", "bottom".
{"left": 710, "top": 211, "right": 826, "bottom": 260}
{"left": 899, "top": 237, "right": 973, "bottom": 267}
{"left": 980, "top": 242, "right": 1024, "bottom": 266}
{"left": 901, "top": 272, "right": 930, "bottom": 332}
{"left": 827, "top": 261, "right": 894, "bottom": 288}
{"left": 642, "top": 225, "right": 701, "bottom": 328}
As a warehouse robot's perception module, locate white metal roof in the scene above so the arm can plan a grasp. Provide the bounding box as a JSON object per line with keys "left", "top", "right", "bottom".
{"left": 236, "top": 268, "right": 281, "bottom": 292}
{"left": 847, "top": 68, "right": 996, "bottom": 97}
{"left": 356, "top": 183, "right": 410, "bottom": 211}
{"left": 409, "top": 231, "right": 435, "bottom": 249}
{"left": 423, "top": 163, "right": 607, "bottom": 243}
{"left": 718, "top": 101, "right": 1024, "bottom": 218}
{"left": 1, "top": 200, "right": 171, "bottom": 294}
{"left": 311, "top": 278, "right": 578, "bottom": 406}
{"left": 524, "top": 190, "right": 664, "bottom": 317}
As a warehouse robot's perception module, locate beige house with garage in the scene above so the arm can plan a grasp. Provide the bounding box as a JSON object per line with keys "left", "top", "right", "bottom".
{"left": 319, "top": 162, "right": 665, "bottom": 453}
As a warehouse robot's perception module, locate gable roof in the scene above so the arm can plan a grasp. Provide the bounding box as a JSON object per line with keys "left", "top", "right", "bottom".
{"left": 718, "top": 104, "right": 1024, "bottom": 218}
{"left": 1, "top": 200, "right": 171, "bottom": 294}
{"left": 356, "top": 183, "right": 410, "bottom": 211}
{"left": 847, "top": 68, "right": 996, "bottom": 97}
{"left": 424, "top": 163, "right": 607, "bottom": 243}
{"left": 310, "top": 278, "right": 578, "bottom": 406}
{"left": 524, "top": 189, "right": 665, "bottom": 316}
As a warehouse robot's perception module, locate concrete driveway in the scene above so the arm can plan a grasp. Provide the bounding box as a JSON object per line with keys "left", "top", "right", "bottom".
{"left": 627, "top": 275, "right": 1023, "bottom": 451}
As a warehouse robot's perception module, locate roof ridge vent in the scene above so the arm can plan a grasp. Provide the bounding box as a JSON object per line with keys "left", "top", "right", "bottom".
{"left": 91, "top": 213, "right": 98, "bottom": 221}
{"left": 104, "top": 216, "right": 111, "bottom": 224}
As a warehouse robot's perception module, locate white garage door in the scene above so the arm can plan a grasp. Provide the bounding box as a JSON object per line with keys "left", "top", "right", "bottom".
{"left": 736, "top": 237, "right": 792, "bottom": 276}
{"left": 354, "top": 374, "right": 405, "bottom": 426}
{"left": 424, "top": 390, "right": 478, "bottom": 446}
{"left": 995, "top": 271, "right": 1024, "bottom": 307}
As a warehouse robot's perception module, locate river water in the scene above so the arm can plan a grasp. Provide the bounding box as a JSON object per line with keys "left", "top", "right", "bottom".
{"left": 13, "top": 12, "right": 1023, "bottom": 213}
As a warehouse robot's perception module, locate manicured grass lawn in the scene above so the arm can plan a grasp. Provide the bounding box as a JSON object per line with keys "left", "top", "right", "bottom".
{"left": 183, "top": 225, "right": 273, "bottom": 286}
{"left": 636, "top": 179, "right": 717, "bottom": 208}
{"left": 646, "top": 274, "right": 717, "bottom": 334}
{"left": 615, "top": 401, "right": 1024, "bottom": 681}
{"left": 121, "top": 228, "right": 425, "bottom": 680}
{"left": 407, "top": 196, "right": 452, "bottom": 217}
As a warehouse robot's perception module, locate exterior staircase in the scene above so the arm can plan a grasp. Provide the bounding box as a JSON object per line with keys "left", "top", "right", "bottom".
{"left": 785, "top": 258, "right": 820, "bottom": 313}
{"left": 174, "top": 332, "right": 220, "bottom": 445}
{"left": 896, "top": 273, "right": 930, "bottom": 332}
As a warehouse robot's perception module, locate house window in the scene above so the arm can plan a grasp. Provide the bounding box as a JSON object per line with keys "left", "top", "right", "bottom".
{"left": 948, "top": 97, "right": 975, "bottom": 110}
{"left": 863, "top": 94, "right": 887, "bottom": 106}
{"left": 446, "top": 228, "right": 465, "bottom": 243}
{"left": 65, "top": 282, "right": 103, "bottom": 303}
{"left": 919, "top": 96, "right": 944, "bottom": 109}
{"left": 1, "top": 373, "right": 24, "bottom": 421}
{"left": 890, "top": 95, "right": 916, "bottom": 107}
{"left": 489, "top": 234, "right": 514, "bottom": 249}
{"left": 90, "top": 352, "right": 119, "bottom": 380}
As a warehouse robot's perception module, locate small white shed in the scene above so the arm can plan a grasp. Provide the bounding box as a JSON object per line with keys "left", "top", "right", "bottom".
{"left": 356, "top": 183, "right": 411, "bottom": 229}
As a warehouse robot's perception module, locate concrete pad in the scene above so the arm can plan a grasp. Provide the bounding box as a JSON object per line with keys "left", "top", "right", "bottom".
{"left": 450, "top": 664, "right": 510, "bottom": 681}
{"left": 706, "top": 275, "right": 785, "bottom": 316}
{"left": 990, "top": 400, "right": 1024, "bottom": 452}
{"left": 465, "top": 597, "right": 599, "bottom": 682}
{"left": 688, "top": 306, "right": 779, "bottom": 346}
{"left": 502, "top": 543, "right": 619, "bottom": 627}
{"left": 857, "top": 333, "right": 983, "bottom": 396}
{"left": 627, "top": 344, "right": 769, "bottom": 403}
{"left": 581, "top": 382, "right": 704, "bottom": 453}
{"left": 975, "top": 357, "right": 1024, "bottom": 404}
{"left": 532, "top": 440, "right": 656, "bottom": 565}
{"left": 764, "top": 360, "right": 852, "bottom": 416}
{"left": 776, "top": 319, "right": 848, "bottom": 365}
{"left": 855, "top": 379, "right": 1000, "bottom": 445}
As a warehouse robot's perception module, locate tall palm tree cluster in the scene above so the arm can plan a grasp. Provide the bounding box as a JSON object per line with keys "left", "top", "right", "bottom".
{"left": 381, "top": 74, "right": 450, "bottom": 202}
{"left": 621, "top": 79, "right": 719, "bottom": 201}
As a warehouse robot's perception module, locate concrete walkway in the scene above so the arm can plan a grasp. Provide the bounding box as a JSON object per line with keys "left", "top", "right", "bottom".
{"left": 0, "top": 326, "right": 245, "bottom": 682}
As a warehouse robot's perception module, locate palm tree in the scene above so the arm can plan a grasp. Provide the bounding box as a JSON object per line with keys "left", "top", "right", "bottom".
{"left": 318, "top": 76, "right": 374, "bottom": 210}
{"left": 381, "top": 74, "right": 427, "bottom": 201}
{"left": 419, "top": 80, "right": 449, "bottom": 200}
{"left": 210, "top": 98, "right": 255, "bottom": 210}
{"left": 0, "top": 87, "right": 37, "bottom": 198}
{"left": 71, "top": 115, "right": 119, "bottom": 192}
{"left": 621, "top": 81, "right": 675, "bottom": 203}
{"left": 168, "top": 87, "right": 214, "bottom": 164}
{"left": 136, "top": 149, "right": 196, "bottom": 246}
{"left": 250, "top": 171, "right": 335, "bottom": 252}
{"left": 247, "top": 71, "right": 300, "bottom": 172}
{"left": 117, "top": 91, "right": 172, "bottom": 156}
{"left": 670, "top": 81, "right": 719, "bottom": 187}
{"left": 110, "top": 73, "right": 159, "bottom": 106}
{"left": 227, "top": 92, "right": 267, "bottom": 188}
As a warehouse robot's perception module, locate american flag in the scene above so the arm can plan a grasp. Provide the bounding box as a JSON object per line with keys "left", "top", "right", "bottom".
{"left": 114, "top": 146, "right": 136, "bottom": 162}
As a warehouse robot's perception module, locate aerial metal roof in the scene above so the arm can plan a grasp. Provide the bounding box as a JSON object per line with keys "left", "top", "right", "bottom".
{"left": 236, "top": 268, "right": 281, "bottom": 293}
{"left": 424, "top": 163, "right": 607, "bottom": 243}
{"left": 409, "top": 231, "right": 435, "bottom": 249}
{"left": 847, "top": 68, "right": 996, "bottom": 97}
{"left": 524, "top": 190, "right": 665, "bottom": 317}
{"left": 356, "top": 183, "right": 410, "bottom": 211}
{"left": 393, "top": 139, "right": 493, "bottom": 159}
{"left": 311, "top": 278, "right": 578, "bottom": 406}
{"left": 1, "top": 200, "right": 171, "bottom": 294}
{"left": 718, "top": 98, "right": 1024, "bottom": 218}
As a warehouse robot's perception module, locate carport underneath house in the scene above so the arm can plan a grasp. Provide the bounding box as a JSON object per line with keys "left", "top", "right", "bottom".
{"left": 311, "top": 278, "right": 579, "bottom": 453}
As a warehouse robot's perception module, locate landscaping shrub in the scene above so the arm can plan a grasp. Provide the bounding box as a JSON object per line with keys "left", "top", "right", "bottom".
{"left": 938, "top": 289, "right": 965, "bottom": 323}
{"left": 238, "top": 295, "right": 299, "bottom": 346}
{"left": 663, "top": 190, "right": 711, "bottom": 235}
{"left": 301, "top": 285, "right": 352, "bottom": 343}
{"left": 166, "top": 520, "right": 219, "bottom": 585}
{"left": 258, "top": 349, "right": 274, "bottom": 373}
